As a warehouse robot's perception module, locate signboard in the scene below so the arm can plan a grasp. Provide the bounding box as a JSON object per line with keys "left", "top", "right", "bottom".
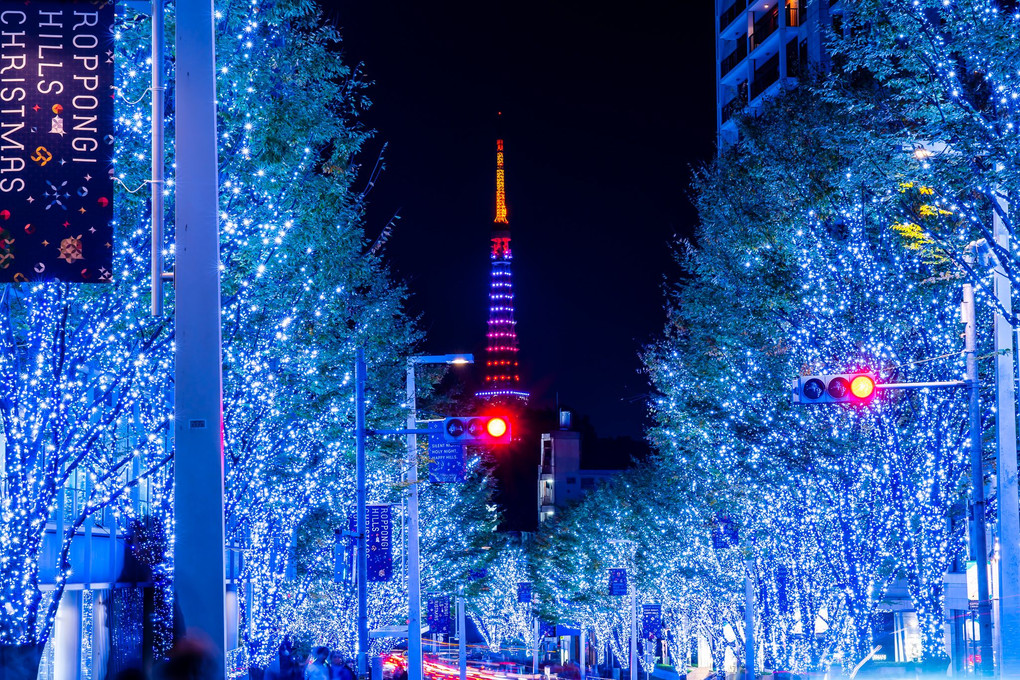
{"left": 642, "top": 604, "right": 662, "bottom": 640}
{"left": 468, "top": 568, "right": 487, "bottom": 581}
{"left": 426, "top": 595, "right": 452, "bottom": 634}
{"left": 517, "top": 582, "right": 532, "bottom": 603}
{"left": 609, "top": 568, "right": 628, "bottom": 596}
{"left": 0, "top": 0, "right": 115, "bottom": 282}
{"left": 366, "top": 504, "right": 392, "bottom": 582}
{"left": 425, "top": 421, "right": 465, "bottom": 483}
{"left": 333, "top": 516, "right": 355, "bottom": 584}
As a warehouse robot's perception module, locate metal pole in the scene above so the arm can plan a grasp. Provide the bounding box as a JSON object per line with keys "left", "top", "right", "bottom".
{"left": 458, "top": 585, "right": 467, "bottom": 680}
{"left": 173, "top": 0, "right": 225, "bottom": 671}
{"left": 356, "top": 350, "right": 369, "bottom": 680}
{"left": 407, "top": 360, "right": 423, "bottom": 680}
{"left": 630, "top": 590, "right": 638, "bottom": 680}
{"left": 533, "top": 616, "right": 540, "bottom": 674}
{"left": 992, "top": 185, "right": 1020, "bottom": 677}
{"left": 580, "top": 627, "right": 586, "bottom": 680}
{"left": 149, "top": 0, "right": 165, "bottom": 316}
{"left": 744, "top": 559, "right": 754, "bottom": 680}
{"left": 964, "top": 282, "right": 995, "bottom": 675}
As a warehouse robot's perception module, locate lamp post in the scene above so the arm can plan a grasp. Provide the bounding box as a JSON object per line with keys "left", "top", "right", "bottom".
{"left": 406, "top": 354, "right": 473, "bottom": 680}
{"left": 608, "top": 539, "right": 638, "bottom": 680}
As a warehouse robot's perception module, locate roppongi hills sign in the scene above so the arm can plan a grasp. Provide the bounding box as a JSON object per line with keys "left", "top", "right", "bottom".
{"left": 0, "top": 0, "right": 114, "bottom": 283}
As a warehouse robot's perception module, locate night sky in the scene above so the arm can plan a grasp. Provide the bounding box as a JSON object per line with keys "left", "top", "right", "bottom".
{"left": 320, "top": 1, "right": 716, "bottom": 440}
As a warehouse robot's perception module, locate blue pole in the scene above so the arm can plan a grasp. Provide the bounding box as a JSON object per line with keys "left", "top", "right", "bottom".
{"left": 356, "top": 349, "right": 369, "bottom": 679}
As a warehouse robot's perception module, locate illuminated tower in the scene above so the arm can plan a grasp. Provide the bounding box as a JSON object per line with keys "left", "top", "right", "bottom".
{"left": 476, "top": 137, "right": 529, "bottom": 402}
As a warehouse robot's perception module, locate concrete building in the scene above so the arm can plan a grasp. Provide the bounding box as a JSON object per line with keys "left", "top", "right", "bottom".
{"left": 537, "top": 412, "right": 618, "bottom": 525}
{"left": 715, "top": 0, "right": 841, "bottom": 145}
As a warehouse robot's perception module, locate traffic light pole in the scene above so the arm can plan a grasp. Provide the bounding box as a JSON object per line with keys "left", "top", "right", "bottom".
{"left": 406, "top": 359, "right": 424, "bottom": 680}
{"left": 963, "top": 283, "right": 995, "bottom": 675}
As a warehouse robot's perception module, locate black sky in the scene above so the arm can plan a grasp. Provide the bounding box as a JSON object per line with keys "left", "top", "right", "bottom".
{"left": 320, "top": 1, "right": 716, "bottom": 439}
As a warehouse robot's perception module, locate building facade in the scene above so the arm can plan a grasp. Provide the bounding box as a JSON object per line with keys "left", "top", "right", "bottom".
{"left": 715, "top": 0, "right": 840, "bottom": 145}
{"left": 537, "top": 412, "right": 618, "bottom": 525}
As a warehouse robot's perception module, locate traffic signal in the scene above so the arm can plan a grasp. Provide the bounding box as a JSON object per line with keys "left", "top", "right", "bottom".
{"left": 443, "top": 416, "right": 512, "bottom": 444}
{"left": 791, "top": 373, "right": 877, "bottom": 405}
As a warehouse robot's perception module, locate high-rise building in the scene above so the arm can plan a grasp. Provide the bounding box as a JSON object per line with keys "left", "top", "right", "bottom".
{"left": 715, "top": 0, "right": 841, "bottom": 145}
{"left": 476, "top": 135, "right": 529, "bottom": 402}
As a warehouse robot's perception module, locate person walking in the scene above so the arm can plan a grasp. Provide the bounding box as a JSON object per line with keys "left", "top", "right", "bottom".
{"left": 305, "top": 647, "right": 330, "bottom": 680}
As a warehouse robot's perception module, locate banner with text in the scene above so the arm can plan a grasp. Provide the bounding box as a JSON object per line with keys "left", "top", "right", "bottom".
{"left": 517, "top": 582, "right": 531, "bottom": 603}
{"left": 425, "top": 420, "right": 465, "bottom": 483}
{"left": 426, "top": 595, "right": 452, "bottom": 634}
{"left": 367, "top": 504, "right": 392, "bottom": 582}
{"left": 642, "top": 604, "right": 662, "bottom": 640}
{"left": 0, "top": 0, "right": 115, "bottom": 282}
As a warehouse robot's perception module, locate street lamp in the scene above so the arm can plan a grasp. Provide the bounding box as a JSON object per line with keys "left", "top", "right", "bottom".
{"left": 608, "top": 539, "right": 638, "bottom": 680}
{"left": 406, "top": 353, "right": 474, "bottom": 680}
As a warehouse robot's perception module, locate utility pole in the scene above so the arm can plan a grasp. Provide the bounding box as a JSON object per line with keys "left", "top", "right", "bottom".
{"left": 963, "top": 281, "right": 995, "bottom": 674}
{"left": 992, "top": 184, "right": 1020, "bottom": 675}
{"left": 356, "top": 350, "right": 369, "bottom": 679}
{"left": 173, "top": 0, "right": 226, "bottom": 672}
{"left": 406, "top": 359, "right": 423, "bottom": 680}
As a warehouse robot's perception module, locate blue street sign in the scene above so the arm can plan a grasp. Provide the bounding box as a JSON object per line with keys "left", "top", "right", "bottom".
{"left": 426, "top": 421, "right": 466, "bottom": 483}
{"left": 366, "top": 504, "right": 393, "bottom": 582}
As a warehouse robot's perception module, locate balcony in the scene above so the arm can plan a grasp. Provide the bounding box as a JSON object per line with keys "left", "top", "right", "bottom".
{"left": 719, "top": 0, "right": 747, "bottom": 31}
{"left": 721, "top": 96, "right": 744, "bottom": 125}
{"left": 750, "top": 51, "right": 780, "bottom": 100}
{"left": 720, "top": 39, "right": 748, "bottom": 77}
{"left": 750, "top": 5, "right": 779, "bottom": 51}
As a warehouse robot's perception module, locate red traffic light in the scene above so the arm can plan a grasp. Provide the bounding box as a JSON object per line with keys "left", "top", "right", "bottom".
{"left": 443, "top": 416, "right": 512, "bottom": 444}
{"left": 792, "top": 372, "right": 878, "bottom": 405}
{"left": 486, "top": 417, "right": 508, "bottom": 438}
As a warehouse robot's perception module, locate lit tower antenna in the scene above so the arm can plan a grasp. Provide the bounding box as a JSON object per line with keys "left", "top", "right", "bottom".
{"left": 476, "top": 132, "right": 529, "bottom": 402}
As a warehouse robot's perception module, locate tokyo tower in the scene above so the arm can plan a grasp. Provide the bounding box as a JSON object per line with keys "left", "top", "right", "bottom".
{"left": 476, "top": 135, "right": 529, "bottom": 402}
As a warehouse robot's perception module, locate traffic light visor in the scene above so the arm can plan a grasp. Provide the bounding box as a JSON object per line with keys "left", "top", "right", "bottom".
{"left": 486, "top": 417, "right": 508, "bottom": 438}
{"left": 850, "top": 375, "right": 876, "bottom": 399}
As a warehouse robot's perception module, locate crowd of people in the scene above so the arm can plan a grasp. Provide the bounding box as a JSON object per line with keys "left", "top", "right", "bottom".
{"left": 266, "top": 637, "right": 360, "bottom": 680}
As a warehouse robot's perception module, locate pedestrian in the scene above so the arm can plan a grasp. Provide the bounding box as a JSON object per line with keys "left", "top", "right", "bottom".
{"left": 328, "top": 651, "right": 356, "bottom": 680}
{"left": 305, "top": 646, "right": 330, "bottom": 680}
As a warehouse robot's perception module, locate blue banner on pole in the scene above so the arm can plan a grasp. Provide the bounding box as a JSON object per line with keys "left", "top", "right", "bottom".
{"left": 366, "top": 504, "right": 392, "bottom": 582}
{"left": 776, "top": 565, "right": 790, "bottom": 614}
{"left": 0, "top": 0, "right": 116, "bottom": 283}
{"left": 426, "top": 421, "right": 466, "bottom": 483}
{"left": 540, "top": 621, "right": 555, "bottom": 638}
{"left": 517, "top": 582, "right": 532, "bottom": 603}
{"left": 609, "top": 568, "right": 628, "bottom": 596}
{"left": 642, "top": 604, "right": 662, "bottom": 640}
{"left": 712, "top": 516, "right": 739, "bottom": 550}
{"left": 427, "top": 595, "right": 452, "bottom": 634}
{"left": 468, "top": 568, "right": 488, "bottom": 581}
